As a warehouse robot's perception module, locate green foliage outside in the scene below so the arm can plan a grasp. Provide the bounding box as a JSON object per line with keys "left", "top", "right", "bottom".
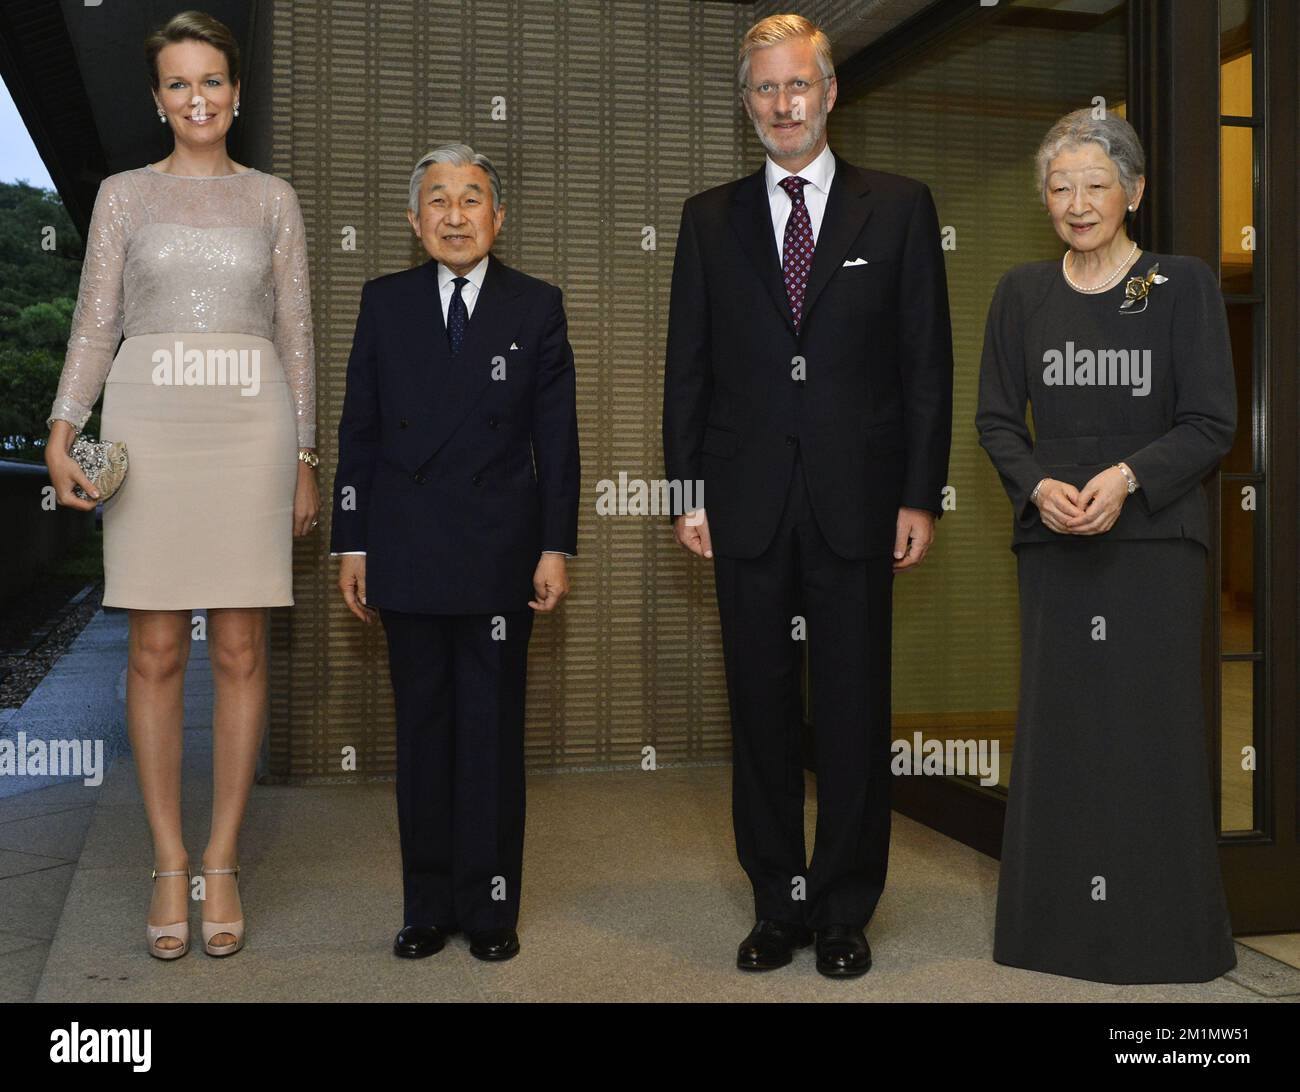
{"left": 0, "top": 181, "right": 87, "bottom": 461}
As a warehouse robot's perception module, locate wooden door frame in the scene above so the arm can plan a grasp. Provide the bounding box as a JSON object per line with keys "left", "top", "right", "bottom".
{"left": 1133, "top": 0, "right": 1300, "bottom": 933}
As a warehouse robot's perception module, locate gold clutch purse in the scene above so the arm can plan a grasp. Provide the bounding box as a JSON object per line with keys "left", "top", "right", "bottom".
{"left": 69, "top": 437, "right": 129, "bottom": 502}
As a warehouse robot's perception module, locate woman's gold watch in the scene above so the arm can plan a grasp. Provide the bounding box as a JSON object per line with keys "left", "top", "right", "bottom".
{"left": 298, "top": 450, "right": 320, "bottom": 470}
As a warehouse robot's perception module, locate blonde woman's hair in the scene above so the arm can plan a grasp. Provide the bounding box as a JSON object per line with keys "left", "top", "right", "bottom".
{"left": 145, "top": 10, "right": 240, "bottom": 89}
{"left": 738, "top": 13, "right": 834, "bottom": 89}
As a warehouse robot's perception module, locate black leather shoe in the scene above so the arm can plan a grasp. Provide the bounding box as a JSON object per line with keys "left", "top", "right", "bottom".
{"left": 815, "top": 925, "right": 872, "bottom": 977}
{"left": 737, "top": 919, "right": 813, "bottom": 971}
{"left": 468, "top": 927, "right": 520, "bottom": 961}
{"left": 393, "top": 924, "right": 454, "bottom": 959}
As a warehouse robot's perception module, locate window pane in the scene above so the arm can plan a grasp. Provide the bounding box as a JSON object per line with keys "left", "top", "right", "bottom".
{"left": 1222, "top": 303, "right": 1254, "bottom": 472}
{"left": 1221, "top": 478, "right": 1256, "bottom": 655}
{"left": 1220, "top": 125, "right": 1254, "bottom": 294}
{"left": 1220, "top": 0, "right": 1253, "bottom": 116}
{"left": 1219, "top": 659, "right": 1256, "bottom": 832}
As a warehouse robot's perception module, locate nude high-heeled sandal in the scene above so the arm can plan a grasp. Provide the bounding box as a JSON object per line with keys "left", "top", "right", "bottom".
{"left": 146, "top": 866, "right": 191, "bottom": 960}
{"left": 200, "top": 864, "right": 245, "bottom": 957}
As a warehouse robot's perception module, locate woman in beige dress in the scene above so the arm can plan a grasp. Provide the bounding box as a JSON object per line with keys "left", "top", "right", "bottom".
{"left": 43, "top": 11, "right": 319, "bottom": 959}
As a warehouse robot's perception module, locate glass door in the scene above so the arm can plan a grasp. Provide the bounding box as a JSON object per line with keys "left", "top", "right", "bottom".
{"left": 1212, "top": 0, "right": 1300, "bottom": 934}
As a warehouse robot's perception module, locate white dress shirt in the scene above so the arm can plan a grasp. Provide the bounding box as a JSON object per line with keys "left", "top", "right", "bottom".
{"left": 332, "top": 253, "right": 572, "bottom": 560}
{"left": 765, "top": 142, "right": 836, "bottom": 262}
{"left": 437, "top": 253, "right": 489, "bottom": 321}
{"left": 674, "top": 145, "right": 837, "bottom": 528}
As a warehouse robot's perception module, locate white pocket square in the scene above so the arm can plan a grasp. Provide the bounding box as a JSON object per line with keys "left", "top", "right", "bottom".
{"left": 842, "top": 257, "right": 870, "bottom": 267}
{"left": 510, "top": 342, "right": 520, "bottom": 350}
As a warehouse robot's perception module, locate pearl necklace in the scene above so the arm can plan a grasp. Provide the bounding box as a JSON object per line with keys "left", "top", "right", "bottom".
{"left": 1062, "top": 240, "right": 1138, "bottom": 293}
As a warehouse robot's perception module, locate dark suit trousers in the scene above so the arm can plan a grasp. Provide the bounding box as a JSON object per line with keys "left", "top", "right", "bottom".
{"left": 712, "top": 448, "right": 895, "bottom": 929}
{"left": 379, "top": 607, "right": 534, "bottom": 932}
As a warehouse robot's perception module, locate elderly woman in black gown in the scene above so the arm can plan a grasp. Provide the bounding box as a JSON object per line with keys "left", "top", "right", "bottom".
{"left": 975, "top": 109, "right": 1237, "bottom": 984}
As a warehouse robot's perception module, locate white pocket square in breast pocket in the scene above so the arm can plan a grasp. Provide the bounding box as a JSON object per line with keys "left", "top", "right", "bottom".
{"left": 842, "top": 257, "right": 870, "bottom": 267}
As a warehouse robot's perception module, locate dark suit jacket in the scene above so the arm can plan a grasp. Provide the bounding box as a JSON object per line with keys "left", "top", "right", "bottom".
{"left": 974, "top": 253, "right": 1236, "bottom": 552}
{"left": 662, "top": 152, "right": 954, "bottom": 560}
{"left": 330, "top": 253, "right": 580, "bottom": 613}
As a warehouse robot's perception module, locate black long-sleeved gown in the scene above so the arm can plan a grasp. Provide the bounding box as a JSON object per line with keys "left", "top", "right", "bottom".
{"left": 975, "top": 251, "right": 1237, "bottom": 984}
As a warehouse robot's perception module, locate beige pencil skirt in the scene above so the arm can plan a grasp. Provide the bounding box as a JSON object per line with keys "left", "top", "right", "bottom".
{"left": 99, "top": 332, "right": 297, "bottom": 610}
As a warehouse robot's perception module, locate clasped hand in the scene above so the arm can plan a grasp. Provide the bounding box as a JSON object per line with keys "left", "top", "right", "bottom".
{"left": 1035, "top": 467, "right": 1130, "bottom": 535}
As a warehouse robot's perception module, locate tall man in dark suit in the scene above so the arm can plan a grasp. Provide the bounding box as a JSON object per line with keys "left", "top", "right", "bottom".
{"left": 332, "top": 144, "right": 579, "bottom": 963}
{"left": 663, "top": 15, "right": 953, "bottom": 977}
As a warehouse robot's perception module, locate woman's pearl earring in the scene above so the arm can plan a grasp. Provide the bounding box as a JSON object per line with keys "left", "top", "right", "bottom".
{"left": 233, "top": 101, "right": 240, "bottom": 117}
{"left": 157, "top": 107, "right": 166, "bottom": 123}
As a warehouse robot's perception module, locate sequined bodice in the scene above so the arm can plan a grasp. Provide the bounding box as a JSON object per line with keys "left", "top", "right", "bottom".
{"left": 49, "top": 166, "right": 316, "bottom": 446}
{"left": 126, "top": 223, "right": 274, "bottom": 332}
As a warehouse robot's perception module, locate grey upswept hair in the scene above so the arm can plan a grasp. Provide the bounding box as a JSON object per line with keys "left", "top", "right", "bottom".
{"left": 1035, "top": 108, "right": 1145, "bottom": 206}
{"left": 407, "top": 143, "right": 503, "bottom": 214}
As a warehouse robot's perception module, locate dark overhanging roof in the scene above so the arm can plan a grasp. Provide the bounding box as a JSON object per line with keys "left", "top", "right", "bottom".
{"left": 0, "top": 0, "right": 106, "bottom": 231}
{"left": 0, "top": 0, "right": 260, "bottom": 236}
{"left": 1, "top": 0, "right": 964, "bottom": 238}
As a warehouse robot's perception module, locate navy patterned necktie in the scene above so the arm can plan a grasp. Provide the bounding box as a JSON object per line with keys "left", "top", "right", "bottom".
{"left": 778, "top": 175, "right": 814, "bottom": 330}
{"left": 447, "top": 276, "right": 469, "bottom": 356}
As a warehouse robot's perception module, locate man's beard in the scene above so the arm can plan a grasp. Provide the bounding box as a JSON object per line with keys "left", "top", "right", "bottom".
{"left": 752, "top": 104, "right": 826, "bottom": 160}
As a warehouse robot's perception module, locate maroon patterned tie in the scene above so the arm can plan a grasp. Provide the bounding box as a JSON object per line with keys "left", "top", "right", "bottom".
{"left": 778, "top": 175, "right": 814, "bottom": 330}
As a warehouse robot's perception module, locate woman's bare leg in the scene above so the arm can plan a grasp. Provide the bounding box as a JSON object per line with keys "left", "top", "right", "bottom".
{"left": 128, "top": 609, "right": 193, "bottom": 949}
{"left": 202, "top": 607, "right": 267, "bottom": 944}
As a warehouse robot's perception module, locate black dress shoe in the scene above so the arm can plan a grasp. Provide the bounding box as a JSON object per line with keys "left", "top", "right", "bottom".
{"left": 737, "top": 919, "right": 814, "bottom": 971}
{"left": 815, "top": 925, "right": 872, "bottom": 977}
{"left": 468, "top": 927, "right": 520, "bottom": 961}
{"left": 393, "top": 924, "right": 454, "bottom": 959}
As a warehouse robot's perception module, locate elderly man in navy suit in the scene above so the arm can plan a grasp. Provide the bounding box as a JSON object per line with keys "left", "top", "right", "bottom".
{"left": 332, "top": 144, "right": 579, "bottom": 963}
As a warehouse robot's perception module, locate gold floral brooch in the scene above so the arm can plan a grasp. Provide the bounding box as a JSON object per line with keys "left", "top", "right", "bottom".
{"left": 1119, "top": 263, "right": 1168, "bottom": 314}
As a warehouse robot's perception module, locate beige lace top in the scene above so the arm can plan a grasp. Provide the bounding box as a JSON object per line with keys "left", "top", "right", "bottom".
{"left": 49, "top": 166, "right": 317, "bottom": 447}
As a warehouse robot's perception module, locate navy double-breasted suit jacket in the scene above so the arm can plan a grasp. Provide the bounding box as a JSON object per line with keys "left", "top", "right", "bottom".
{"left": 330, "top": 253, "right": 580, "bottom": 613}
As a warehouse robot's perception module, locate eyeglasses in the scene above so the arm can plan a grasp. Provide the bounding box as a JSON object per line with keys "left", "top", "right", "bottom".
{"left": 741, "top": 76, "right": 831, "bottom": 101}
